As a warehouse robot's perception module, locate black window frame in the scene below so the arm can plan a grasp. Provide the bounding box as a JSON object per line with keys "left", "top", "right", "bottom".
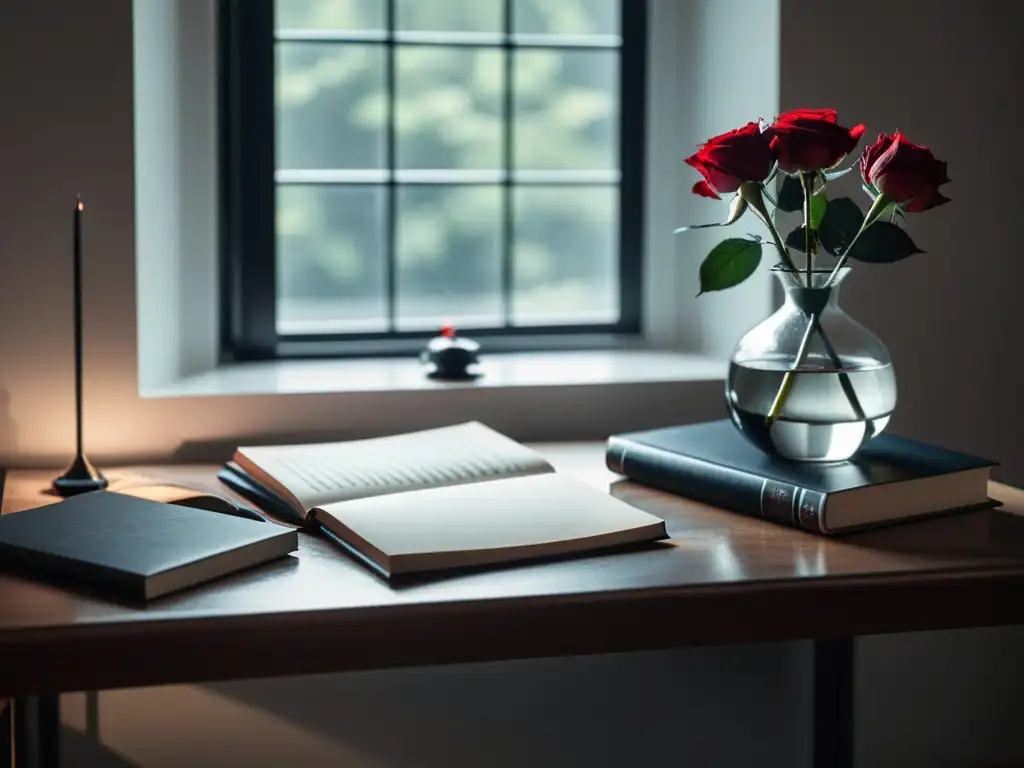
{"left": 219, "top": 0, "right": 646, "bottom": 361}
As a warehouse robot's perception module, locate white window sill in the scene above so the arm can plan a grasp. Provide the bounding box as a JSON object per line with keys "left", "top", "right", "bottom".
{"left": 145, "top": 350, "right": 726, "bottom": 399}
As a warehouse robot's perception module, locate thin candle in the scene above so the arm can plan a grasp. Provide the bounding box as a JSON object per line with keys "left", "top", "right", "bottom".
{"left": 73, "top": 196, "right": 84, "bottom": 456}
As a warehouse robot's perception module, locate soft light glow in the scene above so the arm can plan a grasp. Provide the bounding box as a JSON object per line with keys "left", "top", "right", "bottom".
{"left": 76, "top": 201, "right": 84, "bottom": 211}
{"left": 440, "top": 323, "right": 455, "bottom": 339}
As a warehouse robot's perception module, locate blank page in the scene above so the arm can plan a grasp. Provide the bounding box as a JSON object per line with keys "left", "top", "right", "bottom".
{"left": 315, "top": 474, "right": 668, "bottom": 576}
{"left": 236, "top": 422, "right": 554, "bottom": 511}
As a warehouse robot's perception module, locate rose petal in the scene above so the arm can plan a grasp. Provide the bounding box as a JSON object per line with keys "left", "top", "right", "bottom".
{"left": 701, "top": 161, "right": 743, "bottom": 194}
{"left": 685, "top": 152, "right": 739, "bottom": 194}
{"left": 875, "top": 136, "right": 902, "bottom": 177}
{"left": 774, "top": 108, "right": 838, "bottom": 126}
{"left": 859, "top": 133, "right": 895, "bottom": 183}
{"left": 692, "top": 180, "right": 720, "bottom": 199}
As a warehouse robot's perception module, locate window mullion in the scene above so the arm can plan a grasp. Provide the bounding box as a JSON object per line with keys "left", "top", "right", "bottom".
{"left": 385, "top": 0, "right": 398, "bottom": 332}
{"left": 501, "top": 0, "right": 514, "bottom": 328}
{"left": 618, "top": 0, "right": 645, "bottom": 332}
{"left": 221, "top": 0, "right": 277, "bottom": 360}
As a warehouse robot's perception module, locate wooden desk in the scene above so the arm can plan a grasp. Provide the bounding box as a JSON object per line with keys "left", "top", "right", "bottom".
{"left": 3, "top": 444, "right": 1024, "bottom": 767}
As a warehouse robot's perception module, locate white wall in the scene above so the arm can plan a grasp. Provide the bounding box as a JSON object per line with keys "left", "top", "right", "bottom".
{"left": 644, "top": 0, "right": 777, "bottom": 355}
{"left": 134, "top": 0, "right": 220, "bottom": 390}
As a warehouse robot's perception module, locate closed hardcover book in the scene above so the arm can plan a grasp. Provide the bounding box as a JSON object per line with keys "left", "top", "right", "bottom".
{"left": 0, "top": 492, "right": 298, "bottom": 599}
{"left": 606, "top": 420, "right": 997, "bottom": 534}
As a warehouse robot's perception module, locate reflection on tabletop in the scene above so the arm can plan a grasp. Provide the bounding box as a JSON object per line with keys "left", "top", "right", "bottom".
{"left": 610, "top": 478, "right": 1024, "bottom": 580}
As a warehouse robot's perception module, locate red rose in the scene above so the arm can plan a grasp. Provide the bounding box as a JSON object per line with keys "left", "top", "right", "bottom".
{"left": 766, "top": 108, "right": 866, "bottom": 173}
{"left": 859, "top": 132, "right": 950, "bottom": 212}
{"left": 684, "top": 121, "right": 775, "bottom": 199}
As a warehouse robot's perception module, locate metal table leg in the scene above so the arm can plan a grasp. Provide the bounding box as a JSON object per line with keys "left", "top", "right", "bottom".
{"left": 10, "top": 696, "right": 60, "bottom": 768}
{"left": 813, "top": 637, "right": 855, "bottom": 768}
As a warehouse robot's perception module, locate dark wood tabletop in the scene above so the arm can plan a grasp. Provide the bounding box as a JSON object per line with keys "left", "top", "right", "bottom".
{"left": 2, "top": 445, "right": 1024, "bottom": 698}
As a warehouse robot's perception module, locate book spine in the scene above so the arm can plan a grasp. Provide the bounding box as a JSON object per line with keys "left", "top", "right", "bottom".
{"left": 606, "top": 437, "right": 827, "bottom": 533}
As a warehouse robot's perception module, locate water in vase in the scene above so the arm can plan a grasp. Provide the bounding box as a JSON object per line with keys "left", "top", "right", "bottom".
{"left": 727, "top": 356, "right": 897, "bottom": 462}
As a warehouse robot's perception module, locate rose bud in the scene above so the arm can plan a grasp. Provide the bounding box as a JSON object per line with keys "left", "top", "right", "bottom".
{"left": 860, "top": 132, "right": 951, "bottom": 212}
{"left": 766, "top": 108, "right": 866, "bottom": 173}
{"left": 684, "top": 121, "right": 776, "bottom": 199}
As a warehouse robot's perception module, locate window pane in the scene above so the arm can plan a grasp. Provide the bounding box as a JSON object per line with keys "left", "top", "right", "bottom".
{"left": 396, "top": 47, "right": 503, "bottom": 170}
{"left": 513, "top": 0, "right": 619, "bottom": 35}
{"left": 277, "top": 43, "right": 386, "bottom": 170}
{"left": 514, "top": 50, "right": 618, "bottom": 170}
{"left": 277, "top": 186, "right": 388, "bottom": 334}
{"left": 275, "top": 0, "right": 385, "bottom": 31}
{"left": 396, "top": 0, "right": 502, "bottom": 32}
{"left": 396, "top": 186, "right": 503, "bottom": 330}
{"left": 513, "top": 186, "right": 618, "bottom": 326}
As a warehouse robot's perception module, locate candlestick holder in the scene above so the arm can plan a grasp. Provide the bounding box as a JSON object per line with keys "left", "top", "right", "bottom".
{"left": 53, "top": 454, "right": 108, "bottom": 496}
{"left": 52, "top": 196, "right": 107, "bottom": 496}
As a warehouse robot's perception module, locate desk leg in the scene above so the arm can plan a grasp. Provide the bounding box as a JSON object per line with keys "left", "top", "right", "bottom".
{"left": 11, "top": 696, "right": 60, "bottom": 768}
{"left": 813, "top": 638, "right": 854, "bottom": 768}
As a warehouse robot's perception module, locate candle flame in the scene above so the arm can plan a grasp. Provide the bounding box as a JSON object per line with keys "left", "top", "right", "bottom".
{"left": 77, "top": 201, "right": 84, "bottom": 211}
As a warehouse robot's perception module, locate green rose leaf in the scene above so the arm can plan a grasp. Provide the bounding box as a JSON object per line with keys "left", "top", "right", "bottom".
{"left": 697, "top": 238, "right": 762, "bottom": 295}
{"left": 818, "top": 197, "right": 864, "bottom": 256}
{"left": 809, "top": 189, "right": 827, "bottom": 231}
{"left": 777, "top": 175, "right": 803, "bottom": 212}
{"left": 848, "top": 222, "right": 925, "bottom": 263}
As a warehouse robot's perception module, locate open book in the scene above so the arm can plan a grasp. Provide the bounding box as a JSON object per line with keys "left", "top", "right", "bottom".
{"left": 218, "top": 422, "right": 667, "bottom": 577}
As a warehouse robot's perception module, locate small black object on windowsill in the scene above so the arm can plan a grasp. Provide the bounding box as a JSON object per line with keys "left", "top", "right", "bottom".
{"left": 53, "top": 195, "right": 107, "bottom": 497}
{"left": 420, "top": 324, "right": 482, "bottom": 381}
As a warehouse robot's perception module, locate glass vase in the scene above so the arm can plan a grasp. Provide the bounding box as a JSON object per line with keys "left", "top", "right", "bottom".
{"left": 726, "top": 267, "right": 896, "bottom": 463}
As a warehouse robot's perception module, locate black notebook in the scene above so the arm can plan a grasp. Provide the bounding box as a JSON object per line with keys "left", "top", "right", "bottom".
{"left": 607, "top": 420, "right": 997, "bottom": 534}
{"left": 0, "top": 492, "right": 298, "bottom": 599}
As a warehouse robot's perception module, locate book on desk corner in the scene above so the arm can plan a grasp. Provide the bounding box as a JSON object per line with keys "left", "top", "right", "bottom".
{"left": 0, "top": 491, "right": 298, "bottom": 599}
{"left": 218, "top": 422, "right": 668, "bottom": 578}
{"left": 606, "top": 420, "right": 997, "bottom": 534}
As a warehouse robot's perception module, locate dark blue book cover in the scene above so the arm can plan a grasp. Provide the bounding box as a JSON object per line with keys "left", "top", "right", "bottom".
{"left": 0, "top": 491, "right": 297, "bottom": 599}
{"left": 607, "top": 420, "right": 996, "bottom": 534}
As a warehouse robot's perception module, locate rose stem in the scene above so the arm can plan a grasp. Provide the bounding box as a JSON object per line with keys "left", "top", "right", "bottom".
{"left": 765, "top": 314, "right": 816, "bottom": 424}
{"left": 766, "top": 313, "right": 868, "bottom": 428}
{"left": 766, "top": 172, "right": 815, "bottom": 426}
{"left": 824, "top": 192, "right": 894, "bottom": 287}
{"left": 742, "top": 182, "right": 797, "bottom": 271}
{"left": 814, "top": 315, "right": 867, "bottom": 421}
{"left": 801, "top": 172, "right": 813, "bottom": 287}
{"left": 769, "top": 193, "right": 892, "bottom": 428}
{"left": 767, "top": 173, "right": 867, "bottom": 428}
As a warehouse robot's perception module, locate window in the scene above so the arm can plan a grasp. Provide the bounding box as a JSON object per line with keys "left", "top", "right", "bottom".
{"left": 220, "top": 0, "right": 645, "bottom": 359}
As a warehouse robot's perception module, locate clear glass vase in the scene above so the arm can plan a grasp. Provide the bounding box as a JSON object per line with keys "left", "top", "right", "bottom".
{"left": 726, "top": 267, "right": 896, "bottom": 463}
